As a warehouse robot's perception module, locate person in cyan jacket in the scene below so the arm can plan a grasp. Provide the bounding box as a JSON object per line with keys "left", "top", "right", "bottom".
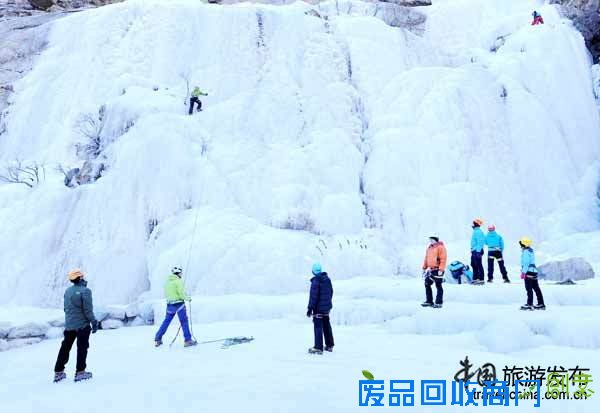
{"left": 485, "top": 225, "right": 510, "bottom": 283}
{"left": 307, "top": 263, "right": 334, "bottom": 354}
{"left": 53, "top": 269, "right": 98, "bottom": 383}
{"left": 519, "top": 237, "right": 545, "bottom": 310}
{"left": 471, "top": 219, "right": 486, "bottom": 284}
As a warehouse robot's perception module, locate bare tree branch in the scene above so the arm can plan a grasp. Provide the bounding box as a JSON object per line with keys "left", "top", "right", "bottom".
{"left": 0, "top": 159, "right": 45, "bottom": 188}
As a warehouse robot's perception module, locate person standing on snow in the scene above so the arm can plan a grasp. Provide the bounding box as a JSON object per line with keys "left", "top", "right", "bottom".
{"left": 485, "top": 225, "right": 510, "bottom": 283}
{"left": 421, "top": 236, "right": 447, "bottom": 308}
{"left": 53, "top": 269, "right": 99, "bottom": 383}
{"left": 154, "top": 267, "right": 197, "bottom": 347}
{"left": 531, "top": 11, "right": 544, "bottom": 25}
{"left": 519, "top": 238, "right": 545, "bottom": 311}
{"left": 307, "top": 263, "right": 334, "bottom": 354}
{"left": 189, "top": 86, "right": 208, "bottom": 115}
{"left": 471, "top": 219, "right": 486, "bottom": 284}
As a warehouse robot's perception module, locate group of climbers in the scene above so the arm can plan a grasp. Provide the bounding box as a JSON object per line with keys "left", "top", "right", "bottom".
{"left": 52, "top": 259, "right": 337, "bottom": 382}
{"left": 471, "top": 220, "right": 510, "bottom": 284}
{"left": 421, "top": 218, "right": 545, "bottom": 311}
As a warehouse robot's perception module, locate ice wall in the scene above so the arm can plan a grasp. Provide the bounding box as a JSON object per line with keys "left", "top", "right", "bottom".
{"left": 0, "top": 0, "right": 598, "bottom": 306}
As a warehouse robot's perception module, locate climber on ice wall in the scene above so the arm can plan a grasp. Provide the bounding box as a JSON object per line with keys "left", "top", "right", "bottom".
{"left": 532, "top": 11, "right": 544, "bottom": 25}
{"left": 189, "top": 86, "right": 208, "bottom": 115}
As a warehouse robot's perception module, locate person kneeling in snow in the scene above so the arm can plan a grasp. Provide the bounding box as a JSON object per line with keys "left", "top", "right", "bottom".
{"left": 189, "top": 86, "right": 208, "bottom": 115}
{"left": 531, "top": 11, "right": 544, "bottom": 26}
{"left": 154, "top": 267, "right": 197, "bottom": 347}
{"left": 519, "top": 238, "right": 545, "bottom": 311}
{"left": 307, "top": 263, "right": 334, "bottom": 354}
{"left": 422, "top": 236, "right": 447, "bottom": 308}
{"left": 448, "top": 261, "right": 473, "bottom": 285}
{"left": 53, "top": 269, "right": 99, "bottom": 383}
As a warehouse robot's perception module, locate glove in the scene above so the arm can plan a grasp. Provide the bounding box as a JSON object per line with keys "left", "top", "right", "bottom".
{"left": 520, "top": 273, "right": 526, "bottom": 280}
{"left": 438, "top": 270, "right": 445, "bottom": 277}
{"left": 91, "top": 320, "right": 99, "bottom": 334}
{"left": 186, "top": 297, "right": 192, "bottom": 302}
{"left": 306, "top": 309, "right": 313, "bottom": 318}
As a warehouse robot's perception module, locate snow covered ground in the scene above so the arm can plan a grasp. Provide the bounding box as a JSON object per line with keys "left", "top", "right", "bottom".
{"left": 2, "top": 279, "right": 600, "bottom": 413}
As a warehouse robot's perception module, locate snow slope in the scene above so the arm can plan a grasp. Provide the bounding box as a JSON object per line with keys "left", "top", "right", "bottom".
{"left": 0, "top": 0, "right": 599, "bottom": 306}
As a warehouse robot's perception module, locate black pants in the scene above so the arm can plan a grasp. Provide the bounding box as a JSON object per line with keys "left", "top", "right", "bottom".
{"left": 54, "top": 326, "right": 91, "bottom": 373}
{"left": 525, "top": 276, "right": 544, "bottom": 306}
{"left": 487, "top": 250, "right": 508, "bottom": 281}
{"left": 471, "top": 251, "right": 485, "bottom": 281}
{"left": 425, "top": 272, "right": 444, "bottom": 304}
{"left": 189, "top": 97, "right": 202, "bottom": 114}
{"left": 313, "top": 314, "right": 334, "bottom": 350}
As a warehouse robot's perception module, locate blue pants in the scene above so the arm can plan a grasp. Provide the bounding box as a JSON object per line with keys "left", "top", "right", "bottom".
{"left": 155, "top": 303, "right": 191, "bottom": 341}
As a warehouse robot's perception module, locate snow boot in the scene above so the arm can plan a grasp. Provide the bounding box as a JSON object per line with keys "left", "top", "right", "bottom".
{"left": 325, "top": 346, "right": 333, "bottom": 352}
{"left": 503, "top": 278, "right": 511, "bottom": 284}
{"left": 308, "top": 347, "right": 323, "bottom": 355}
{"left": 520, "top": 304, "right": 534, "bottom": 311}
{"left": 155, "top": 340, "right": 163, "bottom": 348}
{"left": 487, "top": 279, "right": 493, "bottom": 283}
{"left": 53, "top": 372, "right": 66, "bottom": 383}
{"left": 421, "top": 302, "right": 434, "bottom": 307}
{"left": 184, "top": 340, "right": 197, "bottom": 347}
{"left": 433, "top": 304, "right": 443, "bottom": 309}
{"left": 534, "top": 304, "right": 546, "bottom": 311}
{"left": 74, "top": 371, "right": 92, "bottom": 382}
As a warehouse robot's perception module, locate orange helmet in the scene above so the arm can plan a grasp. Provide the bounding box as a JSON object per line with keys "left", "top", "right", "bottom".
{"left": 67, "top": 269, "right": 84, "bottom": 281}
{"left": 473, "top": 218, "right": 484, "bottom": 227}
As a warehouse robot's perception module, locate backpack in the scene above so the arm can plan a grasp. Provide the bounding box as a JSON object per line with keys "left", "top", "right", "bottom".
{"left": 448, "top": 261, "right": 473, "bottom": 282}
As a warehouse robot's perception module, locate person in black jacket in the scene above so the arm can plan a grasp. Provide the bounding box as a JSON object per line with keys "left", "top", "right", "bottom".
{"left": 306, "top": 263, "right": 334, "bottom": 354}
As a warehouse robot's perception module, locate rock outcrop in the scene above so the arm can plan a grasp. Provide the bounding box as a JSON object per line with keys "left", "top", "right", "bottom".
{"left": 551, "top": 0, "right": 600, "bottom": 61}
{"left": 538, "top": 257, "right": 595, "bottom": 282}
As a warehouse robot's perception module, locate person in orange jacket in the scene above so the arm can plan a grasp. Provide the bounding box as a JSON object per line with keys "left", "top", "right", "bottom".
{"left": 421, "top": 236, "right": 447, "bottom": 308}
{"left": 532, "top": 11, "right": 544, "bottom": 26}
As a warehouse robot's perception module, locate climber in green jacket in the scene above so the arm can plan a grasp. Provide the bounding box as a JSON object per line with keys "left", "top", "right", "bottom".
{"left": 189, "top": 86, "right": 208, "bottom": 115}
{"left": 154, "top": 267, "right": 196, "bottom": 347}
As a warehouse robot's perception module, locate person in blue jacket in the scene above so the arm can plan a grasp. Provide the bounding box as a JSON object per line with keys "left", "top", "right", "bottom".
{"left": 485, "top": 225, "right": 510, "bottom": 283}
{"left": 470, "top": 219, "right": 486, "bottom": 284}
{"left": 519, "top": 237, "right": 545, "bottom": 310}
{"left": 306, "top": 263, "right": 334, "bottom": 354}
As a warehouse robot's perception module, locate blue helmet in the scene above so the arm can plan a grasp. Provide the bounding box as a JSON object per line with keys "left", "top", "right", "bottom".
{"left": 312, "top": 263, "right": 322, "bottom": 275}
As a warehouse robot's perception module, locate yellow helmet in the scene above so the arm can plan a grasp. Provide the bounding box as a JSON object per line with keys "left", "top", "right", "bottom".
{"left": 68, "top": 268, "right": 84, "bottom": 281}
{"left": 519, "top": 237, "right": 533, "bottom": 248}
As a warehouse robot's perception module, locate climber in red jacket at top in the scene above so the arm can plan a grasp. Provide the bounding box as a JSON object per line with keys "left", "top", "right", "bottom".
{"left": 531, "top": 11, "right": 544, "bottom": 26}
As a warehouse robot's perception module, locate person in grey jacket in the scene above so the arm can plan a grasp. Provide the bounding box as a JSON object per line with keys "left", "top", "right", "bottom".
{"left": 53, "top": 269, "right": 98, "bottom": 383}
